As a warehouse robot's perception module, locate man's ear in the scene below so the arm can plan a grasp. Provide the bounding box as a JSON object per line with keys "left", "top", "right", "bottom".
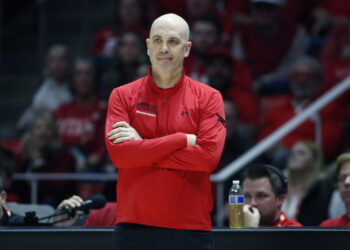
{"left": 0, "top": 191, "right": 7, "bottom": 202}
{"left": 276, "top": 194, "right": 285, "bottom": 209}
{"left": 184, "top": 41, "right": 192, "bottom": 58}
{"left": 146, "top": 39, "right": 150, "bottom": 56}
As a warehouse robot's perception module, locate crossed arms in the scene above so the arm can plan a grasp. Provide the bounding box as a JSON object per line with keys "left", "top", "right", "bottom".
{"left": 105, "top": 89, "right": 226, "bottom": 173}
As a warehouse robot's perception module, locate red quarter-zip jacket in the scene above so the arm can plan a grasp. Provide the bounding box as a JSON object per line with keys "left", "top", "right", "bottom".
{"left": 105, "top": 69, "right": 226, "bottom": 231}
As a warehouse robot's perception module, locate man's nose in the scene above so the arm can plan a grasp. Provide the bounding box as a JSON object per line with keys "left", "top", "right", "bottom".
{"left": 160, "top": 42, "right": 169, "bottom": 53}
{"left": 250, "top": 197, "right": 258, "bottom": 207}
{"left": 344, "top": 176, "right": 350, "bottom": 185}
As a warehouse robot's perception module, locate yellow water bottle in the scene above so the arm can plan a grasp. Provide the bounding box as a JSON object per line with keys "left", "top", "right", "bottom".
{"left": 229, "top": 180, "right": 244, "bottom": 228}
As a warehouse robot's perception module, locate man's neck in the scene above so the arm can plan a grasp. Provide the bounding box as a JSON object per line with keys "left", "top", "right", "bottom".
{"left": 151, "top": 67, "right": 182, "bottom": 89}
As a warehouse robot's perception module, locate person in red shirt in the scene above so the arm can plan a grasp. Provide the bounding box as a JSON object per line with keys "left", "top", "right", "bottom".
{"left": 320, "top": 153, "right": 350, "bottom": 227}
{"left": 242, "top": 164, "right": 302, "bottom": 227}
{"left": 259, "top": 56, "right": 344, "bottom": 162}
{"left": 55, "top": 58, "right": 107, "bottom": 172}
{"left": 105, "top": 13, "right": 226, "bottom": 250}
{"left": 90, "top": 0, "right": 149, "bottom": 58}
{"left": 54, "top": 58, "right": 108, "bottom": 199}
{"left": 232, "top": 0, "right": 310, "bottom": 95}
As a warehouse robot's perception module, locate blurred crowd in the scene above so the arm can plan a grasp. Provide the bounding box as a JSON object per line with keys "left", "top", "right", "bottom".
{"left": 2, "top": 0, "right": 350, "bottom": 226}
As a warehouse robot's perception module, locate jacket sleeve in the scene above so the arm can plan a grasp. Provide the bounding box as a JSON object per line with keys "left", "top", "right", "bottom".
{"left": 153, "top": 91, "right": 226, "bottom": 173}
{"left": 105, "top": 88, "right": 188, "bottom": 168}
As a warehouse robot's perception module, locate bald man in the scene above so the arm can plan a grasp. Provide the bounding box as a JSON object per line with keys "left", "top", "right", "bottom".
{"left": 106, "top": 13, "right": 226, "bottom": 250}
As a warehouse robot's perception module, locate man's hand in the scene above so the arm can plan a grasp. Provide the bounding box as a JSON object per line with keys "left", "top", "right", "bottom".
{"left": 107, "top": 121, "right": 142, "bottom": 144}
{"left": 243, "top": 204, "right": 260, "bottom": 228}
{"left": 54, "top": 195, "right": 83, "bottom": 227}
{"left": 186, "top": 134, "right": 197, "bottom": 146}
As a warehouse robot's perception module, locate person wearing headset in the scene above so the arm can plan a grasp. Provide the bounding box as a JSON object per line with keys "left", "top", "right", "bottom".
{"left": 242, "top": 164, "right": 302, "bottom": 227}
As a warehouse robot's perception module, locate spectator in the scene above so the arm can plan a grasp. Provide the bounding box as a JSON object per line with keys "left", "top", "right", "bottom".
{"left": 100, "top": 31, "right": 148, "bottom": 99}
{"left": 17, "top": 44, "right": 72, "bottom": 130}
{"left": 54, "top": 58, "right": 107, "bottom": 172}
{"left": 205, "top": 46, "right": 258, "bottom": 126}
{"left": 55, "top": 195, "right": 117, "bottom": 227}
{"left": 54, "top": 58, "right": 108, "bottom": 199}
{"left": 183, "top": 0, "right": 234, "bottom": 44}
{"left": 242, "top": 164, "right": 302, "bottom": 227}
{"left": 15, "top": 112, "right": 76, "bottom": 206}
{"left": 232, "top": 0, "right": 310, "bottom": 95}
{"left": 184, "top": 16, "right": 223, "bottom": 83}
{"left": 91, "top": 0, "right": 149, "bottom": 59}
{"left": 282, "top": 141, "right": 334, "bottom": 226}
{"left": 321, "top": 153, "right": 350, "bottom": 226}
{"left": 258, "top": 56, "right": 344, "bottom": 163}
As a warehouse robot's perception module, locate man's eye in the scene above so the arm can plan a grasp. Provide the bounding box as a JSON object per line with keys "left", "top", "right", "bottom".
{"left": 169, "top": 39, "right": 179, "bottom": 44}
{"left": 154, "top": 38, "right": 161, "bottom": 43}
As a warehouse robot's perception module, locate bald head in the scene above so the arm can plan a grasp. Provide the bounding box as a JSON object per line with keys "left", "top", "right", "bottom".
{"left": 150, "top": 13, "right": 190, "bottom": 42}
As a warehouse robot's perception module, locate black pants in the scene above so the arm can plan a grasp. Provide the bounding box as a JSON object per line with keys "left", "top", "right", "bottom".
{"left": 112, "top": 223, "right": 214, "bottom": 250}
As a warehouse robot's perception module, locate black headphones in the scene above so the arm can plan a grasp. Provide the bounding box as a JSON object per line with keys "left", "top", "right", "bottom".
{"left": 262, "top": 164, "right": 288, "bottom": 195}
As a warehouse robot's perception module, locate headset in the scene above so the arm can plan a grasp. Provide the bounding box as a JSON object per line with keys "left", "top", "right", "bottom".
{"left": 262, "top": 164, "right": 288, "bottom": 195}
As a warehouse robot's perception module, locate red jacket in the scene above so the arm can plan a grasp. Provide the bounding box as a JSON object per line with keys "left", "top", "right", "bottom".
{"left": 105, "top": 69, "right": 226, "bottom": 231}
{"left": 273, "top": 212, "right": 302, "bottom": 227}
{"left": 320, "top": 214, "right": 350, "bottom": 227}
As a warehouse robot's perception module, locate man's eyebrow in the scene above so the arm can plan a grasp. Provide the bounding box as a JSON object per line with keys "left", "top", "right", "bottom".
{"left": 151, "top": 35, "right": 181, "bottom": 40}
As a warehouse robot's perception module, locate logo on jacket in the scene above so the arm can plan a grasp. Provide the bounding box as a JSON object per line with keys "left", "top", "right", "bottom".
{"left": 181, "top": 110, "right": 190, "bottom": 116}
{"left": 216, "top": 113, "right": 226, "bottom": 127}
{"left": 136, "top": 103, "right": 157, "bottom": 117}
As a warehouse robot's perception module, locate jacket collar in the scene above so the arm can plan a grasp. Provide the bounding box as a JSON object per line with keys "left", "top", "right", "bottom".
{"left": 147, "top": 66, "right": 186, "bottom": 96}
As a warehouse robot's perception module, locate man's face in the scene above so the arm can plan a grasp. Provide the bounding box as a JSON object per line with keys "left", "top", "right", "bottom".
{"left": 118, "top": 0, "right": 141, "bottom": 26}
{"left": 191, "top": 22, "right": 218, "bottom": 55}
{"left": 338, "top": 162, "right": 350, "bottom": 207}
{"left": 243, "top": 177, "right": 283, "bottom": 226}
{"left": 186, "top": 0, "right": 214, "bottom": 18}
{"left": 73, "top": 61, "right": 95, "bottom": 97}
{"left": 146, "top": 20, "right": 191, "bottom": 74}
{"left": 290, "top": 63, "right": 321, "bottom": 100}
{"left": 32, "top": 118, "right": 54, "bottom": 149}
{"left": 118, "top": 33, "right": 142, "bottom": 64}
{"left": 287, "top": 142, "right": 313, "bottom": 171}
{"left": 47, "top": 51, "right": 69, "bottom": 82}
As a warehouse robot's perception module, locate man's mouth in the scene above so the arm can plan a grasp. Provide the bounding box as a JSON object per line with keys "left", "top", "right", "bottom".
{"left": 157, "top": 57, "right": 172, "bottom": 61}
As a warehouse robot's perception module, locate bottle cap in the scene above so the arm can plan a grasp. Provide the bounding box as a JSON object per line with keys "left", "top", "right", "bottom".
{"left": 232, "top": 180, "right": 240, "bottom": 184}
